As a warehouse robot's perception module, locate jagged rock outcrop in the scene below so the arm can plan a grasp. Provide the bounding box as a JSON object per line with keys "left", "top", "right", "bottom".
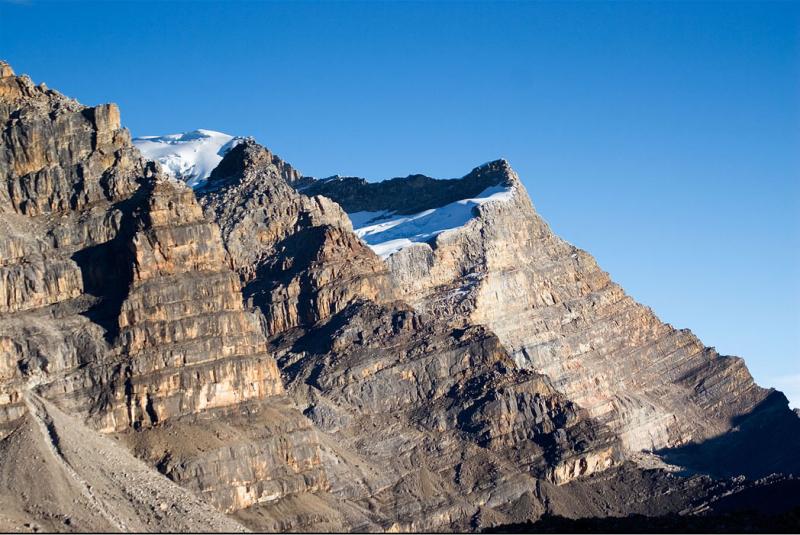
{"left": 302, "top": 170, "right": 508, "bottom": 215}
{"left": 196, "top": 141, "right": 393, "bottom": 335}
{"left": 93, "top": 180, "right": 286, "bottom": 431}
{"left": 0, "top": 60, "right": 143, "bottom": 434}
{"left": 0, "top": 60, "right": 291, "bottom": 432}
{"left": 198, "top": 141, "right": 348, "bottom": 273}
{"left": 266, "top": 299, "right": 618, "bottom": 531}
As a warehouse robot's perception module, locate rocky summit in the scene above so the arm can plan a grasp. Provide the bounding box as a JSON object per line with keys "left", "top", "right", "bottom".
{"left": 1, "top": 60, "right": 799, "bottom": 533}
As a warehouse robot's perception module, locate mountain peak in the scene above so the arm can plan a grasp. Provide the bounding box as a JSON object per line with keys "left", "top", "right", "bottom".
{"left": 4, "top": 60, "right": 800, "bottom": 534}
{"left": 133, "top": 129, "right": 246, "bottom": 187}
{"left": 0, "top": 60, "right": 14, "bottom": 78}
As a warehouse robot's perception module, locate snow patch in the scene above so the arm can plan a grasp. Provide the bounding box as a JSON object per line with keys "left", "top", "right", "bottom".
{"left": 133, "top": 129, "right": 245, "bottom": 188}
{"left": 349, "top": 185, "right": 515, "bottom": 259}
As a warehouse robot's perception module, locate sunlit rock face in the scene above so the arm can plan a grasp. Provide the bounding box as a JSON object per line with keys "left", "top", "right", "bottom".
{"left": 0, "top": 61, "right": 288, "bottom": 431}
{"left": 0, "top": 61, "right": 331, "bottom": 530}
{"left": 195, "top": 141, "right": 395, "bottom": 336}
{"left": 268, "top": 299, "right": 620, "bottom": 531}
{"left": 1, "top": 59, "right": 799, "bottom": 533}
{"left": 299, "top": 159, "right": 787, "bottom": 458}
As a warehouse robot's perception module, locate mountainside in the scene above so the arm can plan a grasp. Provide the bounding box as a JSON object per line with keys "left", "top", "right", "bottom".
{"left": 1, "top": 60, "right": 799, "bottom": 533}
{"left": 301, "top": 163, "right": 800, "bottom": 474}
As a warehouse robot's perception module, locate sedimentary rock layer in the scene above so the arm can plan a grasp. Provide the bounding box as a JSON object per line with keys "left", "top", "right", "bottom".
{"left": 300, "top": 161, "right": 799, "bottom": 464}
{"left": 197, "top": 142, "right": 394, "bottom": 335}
{"left": 0, "top": 61, "right": 331, "bottom": 528}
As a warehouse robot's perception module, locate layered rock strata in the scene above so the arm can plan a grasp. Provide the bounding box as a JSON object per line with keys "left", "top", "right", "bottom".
{"left": 0, "top": 61, "right": 331, "bottom": 528}
{"left": 298, "top": 161, "right": 800, "bottom": 466}
{"left": 197, "top": 142, "right": 393, "bottom": 336}
{"left": 2, "top": 59, "right": 799, "bottom": 533}
{"left": 0, "top": 61, "right": 142, "bottom": 434}
{"left": 266, "top": 299, "right": 619, "bottom": 531}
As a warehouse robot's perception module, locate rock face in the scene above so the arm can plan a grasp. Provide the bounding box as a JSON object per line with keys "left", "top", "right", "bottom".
{"left": 0, "top": 61, "right": 141, "bottom": 434}
{"left": 196, "top": 141, "right": 394, "bottom": 336}
{"left": 303, "top": 170, "right": 509, "bottom": 215}
{"left": 0, "top": 61, "right": 288, "bottom": 432}
{"left": 0, "top": 61, "right": 333, "bottom": 531}
{"left": 1, "top": 59, "right": 799, "bottom": 533}
{"left": 269, "top": 299, "right": 619, "bottom": 531}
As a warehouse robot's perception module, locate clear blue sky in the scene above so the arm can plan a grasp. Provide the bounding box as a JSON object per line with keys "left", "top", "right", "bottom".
{"left": 2, "top": 1, "right": 798, "bottom": 406}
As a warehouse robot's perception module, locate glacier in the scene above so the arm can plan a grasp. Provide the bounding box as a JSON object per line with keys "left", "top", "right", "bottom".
{"left": 133, "top": 129, "right": 244, "bottom": 188}
{"left": 348, "top": 185, "right": 516, "bottom": 258}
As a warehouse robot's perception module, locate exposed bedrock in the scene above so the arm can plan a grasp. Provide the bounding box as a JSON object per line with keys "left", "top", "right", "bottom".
{"left": 196, "top": 141, "right": 394, "bottom": 336}
{"left": 2, "top": 58, "right": 799, "bottom": 533}
{"left": 303, "top": 160, "right": 800, "bottom": 470}
{"left": 268, "top": 299, "right": 619, "bottom": 530}
{"left": 0, "top": 61, "right": 332, "bottom": 529}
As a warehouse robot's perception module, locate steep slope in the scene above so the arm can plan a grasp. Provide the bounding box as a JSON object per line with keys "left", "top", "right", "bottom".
{"left": 187, "top": 140, "right": 629, "bottom": 530}
{"left": 0, "top": 60, "right": 292, "bottom": 433}
{"left": 298, "top": 160, "right": 800, "bottom": 473}
{"left": 3, "top": 59, "right": 799, "bottom": 534}
{"left": 0, "top": 60, "right": 143, "bottom": 435}
{"left": 269, "top": 299, "right": 619, "bottom": 531}
{"left": 195, "top": 141, "right": 394, "bottom": 335}
{"left": 0, "top": 394, "right": 247, "bottom": 533}
{"left": 176, "top": 139, "right": 683, "bottom": 530}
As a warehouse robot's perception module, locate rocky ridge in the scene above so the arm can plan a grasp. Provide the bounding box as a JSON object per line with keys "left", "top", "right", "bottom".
{"left": 300, "top": 163, "right": 799, "bottom": 466}
{"left": 196, "top": 141, "right": 394, "bottom": 336}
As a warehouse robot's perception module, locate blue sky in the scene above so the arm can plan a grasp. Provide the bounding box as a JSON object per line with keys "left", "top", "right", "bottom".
{"left": 2, "top": 1, "right": 798, "bottom": 406}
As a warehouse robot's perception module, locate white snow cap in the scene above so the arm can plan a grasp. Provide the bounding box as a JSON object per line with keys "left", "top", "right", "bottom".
{"left": 133, "top": 129, "right": 245, "bottom": 188}
{"left": 348, "top": 185, "right": 516, "bottom": 259}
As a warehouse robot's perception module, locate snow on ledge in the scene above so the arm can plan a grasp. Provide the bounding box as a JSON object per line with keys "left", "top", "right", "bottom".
{"left": 348, "top": 185, "right": 516, "bottom": 259}
{"left": 133, "top": 129, "right": 244, "bottom": 188}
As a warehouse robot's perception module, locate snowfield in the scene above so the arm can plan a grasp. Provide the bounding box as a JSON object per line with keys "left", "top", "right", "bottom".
{"left": 348, "top": 185, "right": 515, "bottom": 258}
{"left": 133, "top": 129, "right": 244, "bottom": 188}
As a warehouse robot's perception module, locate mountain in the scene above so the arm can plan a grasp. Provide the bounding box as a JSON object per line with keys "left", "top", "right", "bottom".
{"left": 299, "top": 163, "right": 800, "bottom": 473}
{"left": 1, "top": 60, "right": 799, "bottom": 533}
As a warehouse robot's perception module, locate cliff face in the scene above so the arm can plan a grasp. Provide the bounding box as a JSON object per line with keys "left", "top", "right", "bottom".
{"left": 281, "top": 300, "right": 620, "bottom": 530}
{"left": 196, "top": 141, "right": 394, "bottom": 336}
{"left": 189, "top": 140, "right": 623, "bottom": 531}
{"left": 0, "top": 62, "right": 331, "bottom": 531}
{"left": 0, "top": 62, "right": 140, "bottom": 433}
{"left": 0, "top": 61, "right": 288, "bottom": 430}
{"left": 1, "top": 60, "right": 798, "bottom": 533}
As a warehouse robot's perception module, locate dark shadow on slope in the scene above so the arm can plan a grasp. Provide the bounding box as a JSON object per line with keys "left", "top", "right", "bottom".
{"left": 484, "top": 508, "right": 800, "bottom": 534}
{"left": 707, "top": 478, "right": 800, "bottom": 516}
{"left": 656, "top": 391, "right": 800, "bottom": 479}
